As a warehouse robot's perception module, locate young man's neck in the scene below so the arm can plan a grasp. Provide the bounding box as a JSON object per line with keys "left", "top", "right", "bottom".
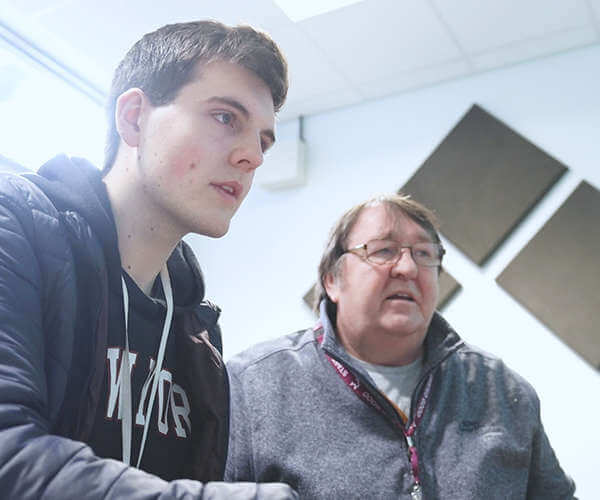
{"left": 103, "top": 158, "right": 183, "bottom": 296}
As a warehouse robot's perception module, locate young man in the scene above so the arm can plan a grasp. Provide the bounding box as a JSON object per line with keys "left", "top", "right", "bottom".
{"left": 225, "top": 194, "right": 575, "bottom": 499}
{"left": 0, "top": 21, "right": 296, "bottom": 499}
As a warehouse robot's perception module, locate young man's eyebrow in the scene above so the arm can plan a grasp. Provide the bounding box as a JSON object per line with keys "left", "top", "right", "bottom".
{"left": 207, "top": 96, "right": 276, "bottom": 147}
{"left": 208, "top": 96, "right": 250, "bottom": 118}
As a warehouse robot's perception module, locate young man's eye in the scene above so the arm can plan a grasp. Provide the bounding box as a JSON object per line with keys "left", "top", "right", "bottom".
{"left": 214, "top": 112, "right": 235, "bottom": 126}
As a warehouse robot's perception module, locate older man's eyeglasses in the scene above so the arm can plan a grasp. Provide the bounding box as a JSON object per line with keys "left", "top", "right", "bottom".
{"left": 344, "top": 239, "right": 445, "bottom": 267}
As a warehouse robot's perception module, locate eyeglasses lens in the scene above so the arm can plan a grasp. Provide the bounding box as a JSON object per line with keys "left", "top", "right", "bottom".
{"left": 365, "top": 240, "right": 441, "bottom": 267}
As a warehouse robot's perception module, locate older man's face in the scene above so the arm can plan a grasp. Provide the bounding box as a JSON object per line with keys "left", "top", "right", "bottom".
{"left": 325, "top": 204, "right": 439, "bottom": 366}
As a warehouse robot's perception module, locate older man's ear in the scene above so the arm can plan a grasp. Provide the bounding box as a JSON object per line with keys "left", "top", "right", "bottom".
{"left": 323, "top": 272, "right": 340, "bottom": 305}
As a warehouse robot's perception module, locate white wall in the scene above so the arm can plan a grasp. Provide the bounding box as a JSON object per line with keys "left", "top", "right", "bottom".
{"left": 0, "top": 41, "right": 105, "bottom": 170}
{"left": 188, "top": 44, "right": 600, "bottom": 498}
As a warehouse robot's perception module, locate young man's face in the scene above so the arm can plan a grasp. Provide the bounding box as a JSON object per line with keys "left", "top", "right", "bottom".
{"left": 135, "top": 60, "right": 276, "bottom": 238}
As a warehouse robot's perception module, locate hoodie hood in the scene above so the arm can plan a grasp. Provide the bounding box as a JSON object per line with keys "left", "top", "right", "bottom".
{"left": 25, "top": 154, "right": 205, "bottom": 309}
{"left": 164, "top": 239, "right": 207, "bottom": 311}
{"left": 28, "top": 155, "right": 119, "bottom": 260}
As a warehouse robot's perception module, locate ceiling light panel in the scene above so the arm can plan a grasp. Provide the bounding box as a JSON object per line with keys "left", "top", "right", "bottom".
{"left": 274, "top": 0, "right": 364, "bottom": 22}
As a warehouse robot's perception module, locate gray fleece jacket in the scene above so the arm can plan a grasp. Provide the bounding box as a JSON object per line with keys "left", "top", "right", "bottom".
{"left": 225, "top": 305, "right": 575, "bottom": 499}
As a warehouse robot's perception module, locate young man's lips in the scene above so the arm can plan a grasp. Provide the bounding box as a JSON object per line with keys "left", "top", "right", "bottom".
{"left": 211, "top": 181, "right": 242, "bottom": 200}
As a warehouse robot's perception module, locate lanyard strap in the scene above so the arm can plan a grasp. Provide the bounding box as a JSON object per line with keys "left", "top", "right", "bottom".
{"left": 318, "top": 332, "right": 433, "bottom": 487}
{"left": 120, "top": 265, "right": 174, "bottom": 468}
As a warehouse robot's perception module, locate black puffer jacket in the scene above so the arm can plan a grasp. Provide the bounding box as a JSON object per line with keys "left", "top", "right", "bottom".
{"left": 0, "top": 156, "right": 296, "bottom": 499}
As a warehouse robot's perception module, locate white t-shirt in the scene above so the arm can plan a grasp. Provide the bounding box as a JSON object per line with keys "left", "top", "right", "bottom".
{"left": 351, "top": 354, "right": 423, "bottom": 418}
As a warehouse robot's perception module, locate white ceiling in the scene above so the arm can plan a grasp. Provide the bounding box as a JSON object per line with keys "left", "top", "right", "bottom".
{"left": 2, "top": 0, "right": 600, "bottom": 122}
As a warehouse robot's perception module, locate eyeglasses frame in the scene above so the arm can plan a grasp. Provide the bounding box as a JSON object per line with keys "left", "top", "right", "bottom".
{"left": 343, "top": 239, "right": 445, "bottom": 268}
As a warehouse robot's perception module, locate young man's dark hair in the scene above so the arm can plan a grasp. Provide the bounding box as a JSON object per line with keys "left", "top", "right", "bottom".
{"left": 104, "top": 20, "right": 288, "bottom": 172}
{"left": 0, "top": 20, "right": 296, "bottom": 500}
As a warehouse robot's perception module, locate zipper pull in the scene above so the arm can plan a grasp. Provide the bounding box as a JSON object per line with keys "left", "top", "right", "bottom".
{"left": 410, "top": 483, "right": 423, "bottom": 500}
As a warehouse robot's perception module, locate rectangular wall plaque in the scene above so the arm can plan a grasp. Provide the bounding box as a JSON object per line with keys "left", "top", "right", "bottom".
{"left": 401, "top": 104, "right": 567, "bottom": 265}
{"left": 497, "top": 182, "right": 600, "bottom": 369}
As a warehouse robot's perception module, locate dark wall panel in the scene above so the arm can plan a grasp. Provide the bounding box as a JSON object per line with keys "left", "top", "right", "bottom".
{"left": 401, "top": 105, "right": 567, "bottom": 265}
{"left": 303, "top": 283, "right": 318, "bottom": 313}
{"left": 438, "top": 270, "right": 461, "bottom": 309}
{"left": 497, "top": 182, "right": 600, "bottom": 368}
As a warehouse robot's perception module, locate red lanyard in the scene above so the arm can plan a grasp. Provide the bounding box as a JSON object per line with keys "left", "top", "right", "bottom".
{"left": 318, "top": 332, "right": 433, "bottom": 495}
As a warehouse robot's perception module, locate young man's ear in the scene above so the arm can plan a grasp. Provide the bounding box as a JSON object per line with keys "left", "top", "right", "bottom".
{"left": 115, "top": 88, "right": 147, "bottom": 147}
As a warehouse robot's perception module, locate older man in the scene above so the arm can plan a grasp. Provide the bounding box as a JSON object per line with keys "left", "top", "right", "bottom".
{"left": 225, "top": 194, "right": 575, "bottom": 499}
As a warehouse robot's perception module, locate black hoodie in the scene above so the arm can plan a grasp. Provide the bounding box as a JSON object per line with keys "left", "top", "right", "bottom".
{"left": 25, "top": 155, "right": 224, "bottom": 479}
{"left": 28, "top": 154, "right": 209, "bottom": 314}
{"left": 0, "top": 154, "right": 297, "bottom": 500}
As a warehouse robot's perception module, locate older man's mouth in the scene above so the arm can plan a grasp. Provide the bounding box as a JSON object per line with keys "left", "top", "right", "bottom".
{"left": 386, "top": 293, "right": 415, "bottom": 302}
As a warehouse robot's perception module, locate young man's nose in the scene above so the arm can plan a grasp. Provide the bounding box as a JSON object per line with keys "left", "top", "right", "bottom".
{"left": 230, "top": 133, "right": 264, "bottom": 171}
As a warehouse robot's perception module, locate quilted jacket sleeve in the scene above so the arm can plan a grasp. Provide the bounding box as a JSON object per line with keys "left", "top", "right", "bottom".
{"left": 0, "top": 177, "right": 297, "bottom": 500}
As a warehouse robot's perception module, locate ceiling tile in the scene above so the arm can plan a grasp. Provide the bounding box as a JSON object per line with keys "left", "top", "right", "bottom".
{"left": 278, "top": 86, "right": 362, "bottom": 121}
{"left": 1, "top": 1, "right": 109, "bottom": 88}
{"left": 3, "top": 0, "right": 60, "bottom": 15}
{"left": 299, "top": 0, "right": 462, "bottom": 84}
{"left": 28, "top": 0, "right": 299, "bottom": 88}
{"left": 471, "top": 26, "right": 597, "bottom": 71}
{"left": 3, "top": 0, "right": 599, "bottom": 123}
{"left": 23, "top": 1, "right": 173, "bottom": 88}
{"left": 257, "top": 24, "right": 358, "bottom": 108}
{"left": 24, "top": 0, "right": 353, "bottom": 114}
{"left": 357, "top": 59, "right": 469, "bottom": 100}
{"left": 432, "top": 0, "right": 591, "bottom": 54}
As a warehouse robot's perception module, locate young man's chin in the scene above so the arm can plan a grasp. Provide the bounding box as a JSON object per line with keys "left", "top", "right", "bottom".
{"left": 197, "top": 221, "right": 231, "bottom": 239}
